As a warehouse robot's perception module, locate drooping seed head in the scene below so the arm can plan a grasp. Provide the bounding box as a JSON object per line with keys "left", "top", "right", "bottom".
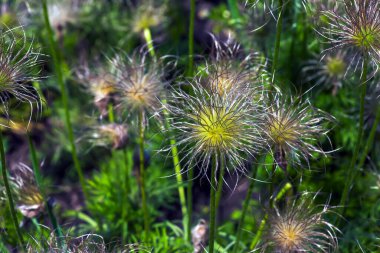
{"left": 260, "top": 193, "right": 339, "bottom": 253}
{"left": 320, "top": 0, "right": 380, "bottom": 74}
{"left": 166, "top": 79, "right": 264, "bottom": 176}
{"left": 263, "top": 92, "right": 333, "bottom": 170}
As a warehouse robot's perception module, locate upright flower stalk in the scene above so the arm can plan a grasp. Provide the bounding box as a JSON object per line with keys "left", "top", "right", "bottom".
{"left": 232, "top": 161, "right": 260, "bottom": 253}
{"left": 41, "top": 0, "right": 88, "bottom": 200}
{"left": 0, "top": 132, "right": 24, "bottom": 247}
{"left": 340, "top": 57, "right": 369, "bottom": 210}
{"left": 28, "top": 136, "right": 66, "bottom": 249}
{"left": 188, "top": 0, "right": 196, "bottom": 75}
{"left": 139, "top": 24, "right": 190, "bottom": 239}
{"left": 112, "top": 49, "right": 173, "bottom": 241}
{"left": 271, "top": 0, "right": 286, "bottom": 82}
{"left": 138, "top": 111, "right": 150, "bottom": 240}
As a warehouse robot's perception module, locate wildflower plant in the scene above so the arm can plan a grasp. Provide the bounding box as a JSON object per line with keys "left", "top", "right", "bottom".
{"left": 166, "top": 76, "right": 264, "bottom": 252}
{"left": 263, "top": 92, "right": 333, "bottom": 170}
{"left": 260, "top": 193, "right": 339, "bottom": 253}
{"left": 167, "top": 80, "right": 263, "bottom": 177}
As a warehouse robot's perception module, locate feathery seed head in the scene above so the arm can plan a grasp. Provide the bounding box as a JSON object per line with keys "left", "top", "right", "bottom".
{"left": 87, "top": 123, "right": 129, "bottom": 150}
{"left": 113, "top": 49, "right": 168, "bottom": 119}
{"left": 166, "top": 80, "right": 264, "bottom": 176}
{"left": 77, "top": 65, "right": 116, "bottom": 117}
{"left": 303, "top": 51, "right": 347, "bottom": 94}
{"left": 192, "top": 219, "right": 208, "bottom": 253}
{"left": 326, "top": 55, "right": 346, "bottom": 77}
{"left": 130, "top": 0, "right": 166, "bottom": 34}
{"left": 0, "top": 29, "right": 43, "bottom": 127}
{"left": 204, "top": 36, "right": 265, "bottom": 96}
{"left": 261, "top": 193, "right": 339, "bottom": 253}
{"left": 11, "top": 163, "right": 44, "bottom": 218}
{"left": 264, "top": 92, "right": 333, "bottom": 170}
{"left": 320, "top": 0, "right": 380, "bottom": 74}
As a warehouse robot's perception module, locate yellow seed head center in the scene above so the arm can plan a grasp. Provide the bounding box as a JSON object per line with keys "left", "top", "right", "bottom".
{"left": 195, "top": 107, "right": 237, "bottom": 149}
{"left": 269, "top": 118, "right": 297, "bottom": 145}
{"left": 280, "top": 224, "right": 301, "bottom": 248}
{"left": 326, "top": 57, "right": 346, "bottom": 77}
{"left": 353, "top": 26, "right": 378, "bottom": 50}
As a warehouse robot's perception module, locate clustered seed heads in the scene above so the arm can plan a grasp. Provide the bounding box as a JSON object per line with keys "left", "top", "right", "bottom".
{"left": 260, "top": 194, "right": 339, "bottom": 253}
{"left": 0, "top": 29, "right": 43, "bottom": 127}
{"left": 28, "top": 233, "right": 153, "bottom": 253}
{"left": 263, "top": 92, "right": 333, "bottom": 170}
{"left": 320, "top": 0, "right": 380, "bottom": 75}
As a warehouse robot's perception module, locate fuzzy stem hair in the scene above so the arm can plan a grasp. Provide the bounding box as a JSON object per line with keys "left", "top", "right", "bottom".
{"left": 188, "top": 0, "right": 196, "bottom": 76}
{"left": 138, "top": 110, "right": 150, "bottom": 240}
{"left": 271, "top": 0, "right": 285, "bottom": 82}
{"left": 232, "top": 162, "right": 260, "bottom": 253}
{"left": 339, "top": 57, "right": 368, "bottom": 214}
{"left": 208, "top": 154, "right": 218, "bottom": 253}
{"left": 41, "top": 0, "right": 89, "bottom": 201}
{"left": 28, "top": 135, "right": 66, "bottom": 250}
